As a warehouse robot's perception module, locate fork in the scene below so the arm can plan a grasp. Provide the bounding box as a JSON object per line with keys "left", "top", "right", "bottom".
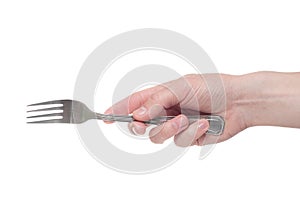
{"left": 27, "top": 99, "right": 225, "bottom": 135}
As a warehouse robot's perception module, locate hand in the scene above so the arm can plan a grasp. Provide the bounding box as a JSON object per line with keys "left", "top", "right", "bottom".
{"left": 105, "top": 73, "right": 247, "bottom": 146}
{"left": 105, "top": 72, "right": 300, "bottom": 147}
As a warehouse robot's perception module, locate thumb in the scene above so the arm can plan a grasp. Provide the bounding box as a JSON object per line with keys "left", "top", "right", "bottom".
{"left": 132, "top": 87, "right": 180, "bottom": 121}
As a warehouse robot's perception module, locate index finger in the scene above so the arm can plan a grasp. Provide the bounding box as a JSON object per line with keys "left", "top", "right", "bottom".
{"left": 104, "top": 84, "right": 163, "bottom": 115}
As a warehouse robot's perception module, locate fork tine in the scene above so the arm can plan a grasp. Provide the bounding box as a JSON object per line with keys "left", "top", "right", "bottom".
{"left": 27, "top": 107, "right": 63, "bottom": 112}
{"left": 27, "top": 113, "right": 63, "bottom": 119}
{"left": 27, "top": 119, "right": 63, "bottom": 123}
{"left": 27, "top": 100, "right": 66, "bottom": 107}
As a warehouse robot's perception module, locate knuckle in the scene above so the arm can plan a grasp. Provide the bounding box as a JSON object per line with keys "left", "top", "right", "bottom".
{"left": 173, "top": 137, "right": 180, "bottom": 146}
{"left": 149, "top": 121, "right": 178, "bottom": 144}
{"left": 160, "top": 122, "right": 177, "bottom": 139}
{"left": 149, "top": 136, "right": 161, "bottom": 144}
{"left": 150, "top": 92, "right": 162, "bottom": 102}
{"left": 183, "top": 74, "right": 195, "bottom": 79}
{"left": 149, "top": 127, "right": 163, "bottom": 144}
{"left": 174, "top": 136, "right": 188, "bottom": 147}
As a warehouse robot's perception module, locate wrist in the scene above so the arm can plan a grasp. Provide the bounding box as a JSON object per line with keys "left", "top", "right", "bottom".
{"left": 231, "top": 71, "right": 300, "bottom": 128}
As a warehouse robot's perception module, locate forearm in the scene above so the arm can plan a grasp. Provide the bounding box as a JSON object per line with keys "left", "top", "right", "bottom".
{"left": 232, "top": 71, "right": 300, "bottom": 128}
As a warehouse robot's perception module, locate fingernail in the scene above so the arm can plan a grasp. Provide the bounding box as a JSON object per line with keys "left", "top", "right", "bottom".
{"left": 198, "top": 120, "right": 209, "bottom": 130}
{"left": 135, "top": 106, "right": 147, "bottom": 116}
{"left": 132, "top": 125, "right": 144, "bottom": 135}
{"left": 129, "top": 123, "right": 144, "bottom": 135}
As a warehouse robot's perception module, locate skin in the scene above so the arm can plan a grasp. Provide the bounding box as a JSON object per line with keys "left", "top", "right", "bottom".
{"left": 105, "top": 71, "right": 300, "bottom": 147}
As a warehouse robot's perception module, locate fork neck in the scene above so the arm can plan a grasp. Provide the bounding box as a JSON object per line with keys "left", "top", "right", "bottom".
{"left": 95, "top": 113, "right": 106, "bottom": 120}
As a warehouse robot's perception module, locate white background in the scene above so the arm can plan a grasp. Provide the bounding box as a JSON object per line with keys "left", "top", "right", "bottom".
{"left": 1, "top": 0, "right": 300, "bottom": 199}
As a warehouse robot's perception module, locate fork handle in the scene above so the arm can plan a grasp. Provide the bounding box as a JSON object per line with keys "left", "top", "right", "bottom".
{"left": 148, "top": 115, "right": 224, "bottom": 135}
{"left": 98, "top": 114, "right": 225, "bottom": 135}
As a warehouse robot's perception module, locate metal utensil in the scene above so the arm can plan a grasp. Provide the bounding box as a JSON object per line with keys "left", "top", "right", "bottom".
{"left": 27, "top": 99, "right": 225, "bottom": 135}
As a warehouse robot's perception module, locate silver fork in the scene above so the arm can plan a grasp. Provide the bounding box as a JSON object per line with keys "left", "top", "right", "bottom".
{"left": 27, "top": 99, "right": 225, "bottom": 135}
